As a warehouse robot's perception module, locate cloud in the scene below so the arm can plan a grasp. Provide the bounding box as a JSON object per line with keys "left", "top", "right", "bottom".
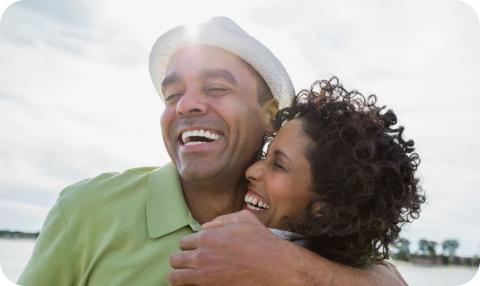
{"left": 0, "top": 0, "right": 171, "bottom": 230}
{"left": 0, "top": 199, "right": 49, "bottom": 231}
{"left": 0, "top": 0, "right": 479, "bottom": 256}
{"left": 247, "top": 1, "right": 480, "bottom": 256}
{"left": 0, "top": 0, "right": 20, "bottom": 21}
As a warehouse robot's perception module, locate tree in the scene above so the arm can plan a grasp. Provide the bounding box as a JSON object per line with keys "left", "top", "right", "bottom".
{"left": 418, "top": 239, "right": 437, "bottom": 257}
{"left": 426, "top": 240, "right": 438, "bottom": 257}
{"left": 442, "top": 239, "right": 459, "bottom": 257}
{"left": 418, "top": 239, "right": 428, "bottom": 256}
{"left": 392, "top": 238, "right": 411, "bottom": 261}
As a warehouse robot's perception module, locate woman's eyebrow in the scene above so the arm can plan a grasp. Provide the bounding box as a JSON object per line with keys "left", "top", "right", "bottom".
{"left": 274, "top": 149, "right": 293, "bottom": 165}
{"left": 200, "top": 69, "right": 238, "bottom": 86}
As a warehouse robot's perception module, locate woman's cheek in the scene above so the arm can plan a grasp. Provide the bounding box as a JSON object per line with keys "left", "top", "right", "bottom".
{"left": 268, "top": 175, "right": 294, "bottom": 202}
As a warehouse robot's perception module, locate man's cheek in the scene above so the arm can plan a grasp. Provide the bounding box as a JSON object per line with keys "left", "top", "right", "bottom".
{"left": 160, "top": 111, "right": 176, "bottom": 141}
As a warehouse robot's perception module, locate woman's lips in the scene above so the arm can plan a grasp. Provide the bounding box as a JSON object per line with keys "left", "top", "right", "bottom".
{"left": 243, "top": 190, "right": 270, "bottom": 211}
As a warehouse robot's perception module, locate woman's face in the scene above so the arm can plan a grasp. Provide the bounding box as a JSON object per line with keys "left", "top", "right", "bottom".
{"left": 243, "top": 119, "right": 315, "bottom": 229}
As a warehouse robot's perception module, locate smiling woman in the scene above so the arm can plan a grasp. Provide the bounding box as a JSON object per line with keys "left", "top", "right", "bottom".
{"left": 244, "top": 119, "right": 314, "bottom": 228}
{"left": 244, "top": 77, "right": 426, "bottom": 267}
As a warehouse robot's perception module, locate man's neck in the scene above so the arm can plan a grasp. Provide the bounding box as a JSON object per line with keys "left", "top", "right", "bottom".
{"left": 181, "top": 179, "right": 246, "bottom": 225}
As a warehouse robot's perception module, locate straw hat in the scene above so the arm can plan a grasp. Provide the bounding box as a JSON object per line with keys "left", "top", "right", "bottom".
{"left": 149, "top": 17, "right": 294, "bottom": 109}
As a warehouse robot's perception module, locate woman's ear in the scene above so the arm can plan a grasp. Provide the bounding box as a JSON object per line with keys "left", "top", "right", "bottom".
{"left": 311, "top": 201, "right": 323, "bottom": 217}
{"left": 261, "top": 98, "right": 279, "bottom": 130}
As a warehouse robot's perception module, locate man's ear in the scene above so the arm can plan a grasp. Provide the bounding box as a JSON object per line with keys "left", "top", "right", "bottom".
{"left": 261, "top": 98, "right": 279, "bottom": 128}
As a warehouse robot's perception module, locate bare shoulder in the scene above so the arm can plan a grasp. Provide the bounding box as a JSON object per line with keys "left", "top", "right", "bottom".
{"left": 369, "top": 261, "right": 409, "bottom": 286}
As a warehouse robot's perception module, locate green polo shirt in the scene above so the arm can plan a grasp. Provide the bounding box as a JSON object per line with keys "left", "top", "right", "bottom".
{"left": 18, "top": 162, "right": 201, "bottom": 286}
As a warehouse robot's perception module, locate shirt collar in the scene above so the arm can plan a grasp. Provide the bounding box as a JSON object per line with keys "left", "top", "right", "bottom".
{"left": 146, "top": 162, "right": 202, "bottom": 238}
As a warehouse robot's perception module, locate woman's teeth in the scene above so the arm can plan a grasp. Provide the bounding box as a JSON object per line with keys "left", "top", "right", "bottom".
{"left": 244, "top": 193, "right": 270, "bottom": 210}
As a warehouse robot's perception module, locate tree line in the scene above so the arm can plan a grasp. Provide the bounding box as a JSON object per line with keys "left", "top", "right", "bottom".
{"left": 392, "top": 238, "right": 479, "bottom": 267}
{"left": 0, "top": 230, "right": 39, "bottom": 239}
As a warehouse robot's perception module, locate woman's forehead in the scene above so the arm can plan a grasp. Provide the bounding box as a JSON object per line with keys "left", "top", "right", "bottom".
{"left": 271, "top": 119, "right": 311, "bottom": 157}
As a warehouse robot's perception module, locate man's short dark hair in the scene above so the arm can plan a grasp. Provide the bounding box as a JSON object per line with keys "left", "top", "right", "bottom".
{"left": 256, "top": 75, "right": 274, "bottom": 105}
{"left": 243, "top": 61, "right": 274, "bottom": 105}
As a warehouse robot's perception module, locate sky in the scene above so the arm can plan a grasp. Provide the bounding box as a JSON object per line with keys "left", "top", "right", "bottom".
{"left": 0, "top": 0, "right": 479, "bottom": 257}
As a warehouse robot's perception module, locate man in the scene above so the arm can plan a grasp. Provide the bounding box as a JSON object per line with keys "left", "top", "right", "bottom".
{"left": 18, "top": 17, "right": 406, "bottom": 285}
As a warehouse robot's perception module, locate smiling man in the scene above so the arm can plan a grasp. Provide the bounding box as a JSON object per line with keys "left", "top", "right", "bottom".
{"left": 18, "top": 17, "right": 406, "bottom": 286}
{"left": 158, "top": 44, "right": 276, "bottom": 225}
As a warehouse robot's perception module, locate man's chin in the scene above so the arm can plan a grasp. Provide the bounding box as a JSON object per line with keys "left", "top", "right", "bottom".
{"left": 178, "top": 162, "right": 223, "bottom": 182}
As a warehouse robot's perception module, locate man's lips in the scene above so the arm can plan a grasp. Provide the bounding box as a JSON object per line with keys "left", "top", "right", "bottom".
{"left": 179, "top": 137, "right": 224, "bottom": 153}
{"left": 177, "top": 127, "right": 224, "bottom": 145}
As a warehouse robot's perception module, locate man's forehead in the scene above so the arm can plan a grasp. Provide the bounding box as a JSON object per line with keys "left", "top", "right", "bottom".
{"left": 163, "top": 45, "right": 258, "bottom": 84}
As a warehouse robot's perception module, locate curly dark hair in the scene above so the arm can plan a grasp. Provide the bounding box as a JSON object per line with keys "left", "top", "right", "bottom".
{"left": 271, "top": 77, "right": 425, "bottom": 267}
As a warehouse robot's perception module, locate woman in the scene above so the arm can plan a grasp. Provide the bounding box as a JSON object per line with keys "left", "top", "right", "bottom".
{"left": 241, "top": 77, "right": 425, "bottom": 267}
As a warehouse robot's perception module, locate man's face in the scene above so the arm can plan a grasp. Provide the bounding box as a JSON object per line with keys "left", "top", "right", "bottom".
{"left": 160, "top": 46, "right": 269, "bottom": 183}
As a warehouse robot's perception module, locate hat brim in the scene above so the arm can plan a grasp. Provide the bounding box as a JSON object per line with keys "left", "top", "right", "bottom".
{"left": 149, "top": 17, "right": 294, "bottom": 109}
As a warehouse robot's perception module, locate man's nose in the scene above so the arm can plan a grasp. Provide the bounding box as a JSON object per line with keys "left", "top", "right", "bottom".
{"left": 176, "top": 88, "right": 207, "bottom": 116}
{"left": 246, "top": 160, "right": 264, "bottom": 182}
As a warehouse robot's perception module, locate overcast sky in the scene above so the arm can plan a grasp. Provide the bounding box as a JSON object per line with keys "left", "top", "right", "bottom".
{"left": 0, "top": 0, "right": 479, "bottom": 257}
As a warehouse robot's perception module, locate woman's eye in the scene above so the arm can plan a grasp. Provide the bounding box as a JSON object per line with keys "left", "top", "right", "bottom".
{"left": 273, "top": 162, "right": 285, "bottom": 170}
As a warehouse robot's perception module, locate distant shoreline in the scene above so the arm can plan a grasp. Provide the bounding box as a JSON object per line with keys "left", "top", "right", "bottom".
{"left": 391, "top": 260, "right": 480, "bottom": 269}
{"left": 392, "top": 254, "right": 480, "bottom": 268}
{"left": 1, "top": 231, "right": 478, "bottom": 268}
{"left": 0, "top": 230, "right": 39, "bottom": 239}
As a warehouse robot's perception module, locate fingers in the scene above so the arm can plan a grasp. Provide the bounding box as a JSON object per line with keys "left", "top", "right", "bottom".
{"left": 169, "top": 250, "right": 197, "bottom": 269}
{"left": 202, "top": 210, "right": 254, "bottom": 229}
{"left": 167, "top": 268, "right": 200, "bottom": 286}
{"left": 202, "top": 213, "right": 239, "bottom": 229}
{"left": 179, "top": 232, "right": 202, "bottom": 250}
{"left": 201, "top": 219, "right": 225, "bottom": 230}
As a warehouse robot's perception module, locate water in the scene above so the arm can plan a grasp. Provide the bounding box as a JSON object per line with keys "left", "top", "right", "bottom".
{"left": 0, "top": 239, "right": 35, "bottom": 284}
{"left": 0, "top": 239, "right": 478, "bottom": 285}
{"left": 392, "top": 260, "right": 479, "bottom": 286}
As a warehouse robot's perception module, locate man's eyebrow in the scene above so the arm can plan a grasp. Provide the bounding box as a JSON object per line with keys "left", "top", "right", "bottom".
{"left": 274, "top": 149, "right": 293, "bottom": 165}
{"left": 201, "top": 69, "right": 238, "bottom": 86}
{"left": 161, "top": 73, "right": 181, "bottom": 89}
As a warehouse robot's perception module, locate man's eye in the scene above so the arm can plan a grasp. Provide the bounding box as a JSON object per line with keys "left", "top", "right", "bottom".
{"left": 204, "top": 87, "right": 230, "bottom": 95}
{"left": 165, "top": 93, "right": 182, "bottom": 102}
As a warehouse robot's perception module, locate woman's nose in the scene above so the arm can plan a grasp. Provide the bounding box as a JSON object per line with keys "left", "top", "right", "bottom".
{"left": 246, "top": 160, "right": 264, "bottom": 182}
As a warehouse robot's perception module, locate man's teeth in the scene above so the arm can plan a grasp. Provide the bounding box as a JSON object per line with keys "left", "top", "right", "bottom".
{"left": 181, "top": 129, "right": 221, "bottom": 144}
{"left": 184, "top": 142, "right": 204, "bottom": 146}
{"left": 244, "top": 194, "right": 270, "bottom": 210}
